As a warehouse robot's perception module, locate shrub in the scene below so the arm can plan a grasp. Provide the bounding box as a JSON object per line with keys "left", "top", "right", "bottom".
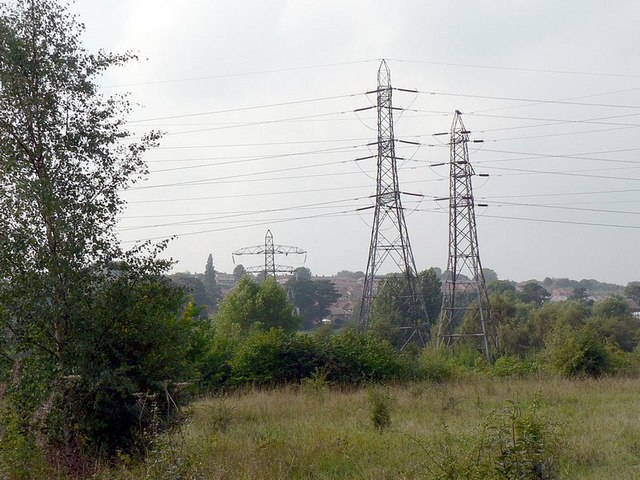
{"left": 368, "top": 387, "right": 394, "bottom": 431}
{"left": 418, "top": 346, "right": 455, "bottom": 382}
{"left": 419, "top": 401, "right": 562, "bottom": 479}
{"left": 493, "top": 355, "right": 538, "bottom": 377}
{"left": 543, "top": 323, "right": 611, "bottom": 377}
{"left": 322, "top": 331, "right": 409, "bottom": 384}
{"left": 230, "top": 328, "right": 289, "bottom": 385}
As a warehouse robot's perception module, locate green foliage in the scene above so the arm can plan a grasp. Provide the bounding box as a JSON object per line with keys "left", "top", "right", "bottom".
{"left": 418, "top": 346, "right": 455, "bottom": 382}
{"left": 592, "top": 295, "right": 630, "bottom": 318}
{"left": 423, "top": 402, "right": 561, "bottom": 479}
{"left": 232, "top": 264, "right": 246, "bottom": 282}
{"left": 519, "top": 283, "right": 551, "bottom": 306}
{"left": 0, "top": 408, "right": 49, "bottom": 479}
{"left": 322, "top": 331, "right": 410, "bottom": 384}
{"left": 493, "top": 355, "right": 538, "bottom": 377}
{"left": 368, "top": 387, "right": 394, "bottom": 431}
{"left": 0, "top": 0, "right": 198, "bottom": 465}
{"left": 418, "top": 344, "right": 490, "bottom": 381}
{"left": 286, "top": 276, "right": 340, "bottom": 329}
{"left": 198, "top": 327, "right": 409, "bottom": 390}
{"left": 203, "top": 253, "right": 220, "bottom": 309}
{"left": 216, "top": 277, "right": 300, "bottom": 334}
{"left": 230, "top": 328, "right": 288, "bottom": 385}
{"left": 489, "top": 402, "right": 561, "bottom": 479}
{"left": 488, "top": 280, "right": 518, "bottom": 295}
{"left": 624, "top": 281, "right": 640, "bottom": 305}
{"left": 543, "top": 322, "right": 613, "bottom": 377}
{"left": 370, "top": 268, "right": 442, "bottom": 348}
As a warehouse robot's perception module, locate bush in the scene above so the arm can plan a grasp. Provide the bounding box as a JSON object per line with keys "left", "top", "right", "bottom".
{"left": 493, "top": 355, "right": 538, "bottom": 377}
{"left": 420, "top": 401, "right": 562, "bottom": 479}
{"left": 230, "top": 328, "right": 289, "bottom": 385}
{"left": 418, "top": 346, "right": 455, "bottom": 382}
{"left": 543, "top": 323, "right": 612, "bottom": 377}
{"left": 368, "top": 387, "right": 394, "bottom": 431}
{"left": 322, "top": 331, "right": 410, "bottom": 384}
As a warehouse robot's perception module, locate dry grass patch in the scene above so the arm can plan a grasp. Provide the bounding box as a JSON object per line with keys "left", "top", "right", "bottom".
{"left": 103, "top": 376, "right": 640, "bottom": 479}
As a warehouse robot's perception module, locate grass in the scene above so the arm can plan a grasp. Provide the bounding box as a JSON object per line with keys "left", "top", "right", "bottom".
{"left": 104, "top": 376, "right": 640, "bottom": 479}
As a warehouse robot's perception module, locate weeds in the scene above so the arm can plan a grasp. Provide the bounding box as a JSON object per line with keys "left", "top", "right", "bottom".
{"left": 367, "top": 386, "right": 394, "bottom": 431}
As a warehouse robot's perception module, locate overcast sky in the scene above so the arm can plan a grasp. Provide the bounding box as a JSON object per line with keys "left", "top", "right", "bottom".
{"left": 69, "top": 0, "right": 640, "bottom": 285}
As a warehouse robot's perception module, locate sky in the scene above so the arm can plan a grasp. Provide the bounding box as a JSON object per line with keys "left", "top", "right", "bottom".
{"left": 69, "top": 0, "right": 640, "bottom": 285}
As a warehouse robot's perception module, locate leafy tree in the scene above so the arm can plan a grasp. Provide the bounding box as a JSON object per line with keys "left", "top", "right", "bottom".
{"left": 294, "top": 266, "right": 312, "bottom": 281}
{"left": 287, "top": 276, "right": 340, "bottom": 329}
{"left": 335, "top": 270, "right": 365, "bottom": 280}
{"left": 592, "top": 295, "right": 630, "bottom": 318}
{"left": 528, "top": 300, "right": 589, "bottom": 352}
{"left": 203, "top": 253, "right": 220, "bottom": 309}
{"left": 233, "top": 264, "right": 246, "bottom": 282}
{"left": 287, "top": 276, "right": 317, "bottom": 329}
{"left": 215, "top": 276, "right": 300, "bottom": 334}
{"left": 518, "top": 282, "right": 551, "bottom": 306}
{"left": 569, "top": 286, "right": 592, "bottom": 304}
{"left": 315, "top": 280, "right": 341, "bottom": 320}
{"left": 487, "top": 279, "right": 517, "bottom": 295}
{"left": 544, "top": 323, "right": 613, "bottom": 377}
{"left": 169, "top": 273, "right": 210, "bottom": 307}
{"left": 624, "top": 281, "right": 640, "bottom": 305}
{"left": 482, "top": 268, "right": 498, "bottom": 283}
{"left": 0, "top": 0, "right": 191, "bottom": 463}
{"left": 370, "top": 268, "right": 442, "bottom": 348}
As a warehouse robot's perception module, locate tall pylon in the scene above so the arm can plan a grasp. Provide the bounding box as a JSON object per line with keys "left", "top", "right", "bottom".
{"left": 232, "top": 229, "right": 306, "bottom": 278}
{"left": 436, "top": 111, "right": 496, "bottom": 360}
{"left": 359, "top": 60, "right": 427, "bottom": 346}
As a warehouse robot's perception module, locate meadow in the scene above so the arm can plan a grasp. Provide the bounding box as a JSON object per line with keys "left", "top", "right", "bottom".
{"left": 107, "top": 375, "right": 640, "bottom": 479}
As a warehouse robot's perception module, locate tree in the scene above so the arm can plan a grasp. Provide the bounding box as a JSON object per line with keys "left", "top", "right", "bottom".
{"left": 370, "top": 268, "right": 442, "bottom": 348}
{"left": 294, "top": 266, "right": 312, "bottom": 281}
{"left": 487, "top": 280, "right": 517, "bottom": 295}
{"left": 0, "top": 0, "right": 191, "bottom": 463}
{"left": 482, "top": 268, "right": 498, "bottom": 283}
{"left": 624, "top": 281, "right": 640, "bottom": 305}
{"left": 569, "top": 287, "right": 592, "bottom": 305}
{"left": 170, "top": 272, "right": 210, "bottom": 308}
{"left": 518, "top": 282, "right": 551, "bottom": 306}
{"left": 203, "top": 253, "right": 220, "bottom": 309}
{"left": 592, "top": 295, "right": 630, "bottom": 319}
{"left": 233, "top": 264, "right": 247, "bottom": 282}
{"left": 287, "top": 276, "right": 340, "bottom": 329}
{"left": 314, "top": 280, "right": 340, "bottom": 320}
{"left": 287, "top": 276, "right": 316, "bottom": 328}
{"left": 216, "top": 277, "right": 300, "bottom": 334}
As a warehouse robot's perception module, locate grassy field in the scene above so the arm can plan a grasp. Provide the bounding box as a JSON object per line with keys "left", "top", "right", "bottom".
{"left": 110, "top": 376, "right": 640, "bottom": 479}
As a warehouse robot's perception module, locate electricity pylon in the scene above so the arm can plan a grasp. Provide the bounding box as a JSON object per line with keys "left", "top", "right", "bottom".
{"left": 232, "top": 229, "right": 306, "bottom": 278}
{"left": 436, "top": 110, "right": 496, "bottom": 360}
{"left": 359, "top": 59, "right": 428, "bottom": 347}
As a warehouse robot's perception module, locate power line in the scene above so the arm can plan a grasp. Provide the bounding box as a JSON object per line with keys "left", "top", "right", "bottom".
{"left": 488, "top": 200, "right": 640, "bottom": 216}
{"left": 387, "top": 58, "right": 640, "bottom": 79}
{"left": 127, "top": 92, "right": 365, "bottom": 123}
{"left": 102, "top": 59, "right": 376, "bottom": 88}
{"left": 118, "top": 196, "right": 374, "bottom": 231}
{"left": 147, "top": 144, "right": 370, "bottom": 169}
{"left": 482, "top": 187, "right": 640, "bottom": 200}
{"left": 417, "top": 90, "right": 640, "bottom": 110}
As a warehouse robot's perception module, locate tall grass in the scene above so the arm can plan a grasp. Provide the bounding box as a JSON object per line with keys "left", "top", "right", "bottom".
{"left": 96, "top": 376, "right": 640, "bottom": 479}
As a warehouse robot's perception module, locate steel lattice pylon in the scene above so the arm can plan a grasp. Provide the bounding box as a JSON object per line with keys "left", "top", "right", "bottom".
{"left": 359, "top": 60, "right": 428, "bottom": 347}
{"left": 232, "top": 229, "right": 306, "bottom": 278}
{"left": 436, "top": 111, "right": 496, "bottom": 359}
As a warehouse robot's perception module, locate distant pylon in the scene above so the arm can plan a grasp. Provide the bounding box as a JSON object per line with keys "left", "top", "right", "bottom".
{"left": 232, "top": 229, "right": 306, "bottom": 278}
{"left": 359, "top": 60, "right": 428, "bottom": 347}
{"left": 436, "top": 110, "right": 496, "bottom": 360}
